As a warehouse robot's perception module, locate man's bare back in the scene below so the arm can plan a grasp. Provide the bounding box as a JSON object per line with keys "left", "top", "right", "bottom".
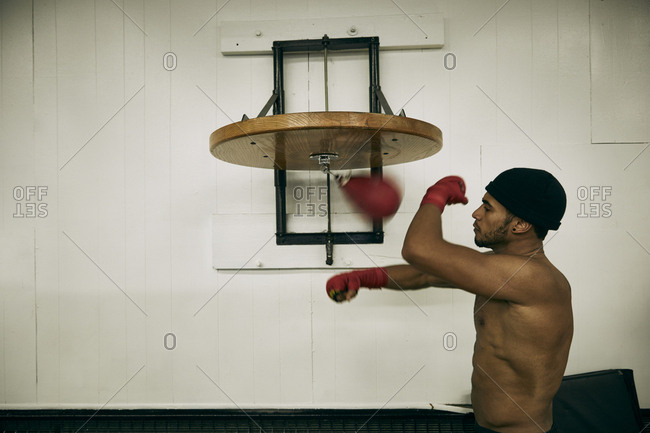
{"left": 471, "top": 255, "right": 573, "bottom": 433}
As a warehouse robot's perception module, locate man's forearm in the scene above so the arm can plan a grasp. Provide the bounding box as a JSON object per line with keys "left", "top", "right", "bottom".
{"left": 402, "top": 203, "right": 446, "bottom": 264}
{"left": 384, "top": 264, "right": 453, "bottom": 290}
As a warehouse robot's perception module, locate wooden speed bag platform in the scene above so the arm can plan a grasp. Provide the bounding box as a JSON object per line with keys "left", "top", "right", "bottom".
{"left": 210, "top": 111, "right": 442, "bottom": 171}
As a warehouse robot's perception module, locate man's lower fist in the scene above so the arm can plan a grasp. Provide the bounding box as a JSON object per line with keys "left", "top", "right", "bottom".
{"left": 326, "top": 268, "right": 388, "bottom": 303}
{"left": 420, "top": 175, "right": 468, "bottom": 213}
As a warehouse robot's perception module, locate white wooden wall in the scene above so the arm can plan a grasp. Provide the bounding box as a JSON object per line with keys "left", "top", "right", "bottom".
{"left": 1, "top": 0, "right": 649, "bottom": 409}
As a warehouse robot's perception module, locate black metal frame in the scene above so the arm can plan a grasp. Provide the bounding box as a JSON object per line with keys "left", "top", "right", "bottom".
{"left": 269, "top": 36, "right": 389, "bottom": 258}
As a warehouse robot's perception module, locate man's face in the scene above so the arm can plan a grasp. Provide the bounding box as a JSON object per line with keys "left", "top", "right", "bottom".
{"left": 471, "top": 193, "right": 514, "bottom": 248}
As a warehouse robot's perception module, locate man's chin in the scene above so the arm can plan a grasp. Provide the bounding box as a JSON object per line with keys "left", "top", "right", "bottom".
{"left": 474, "top": 236, "right": 491, "bottom": 249}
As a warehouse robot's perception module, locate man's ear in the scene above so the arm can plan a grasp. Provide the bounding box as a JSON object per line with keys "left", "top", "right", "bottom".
{"left": 512, "top": 218, "right": 533, "bottom": 234}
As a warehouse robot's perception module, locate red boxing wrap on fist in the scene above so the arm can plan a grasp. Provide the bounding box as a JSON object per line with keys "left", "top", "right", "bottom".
{"left": 420, "top": 175, "right": 468, "bottom": 213}
{"left": 326, "top": 268, "right": 388, "bottom": 302}
{"left": 339, "top": 176, "right": 401, "bottom": 219}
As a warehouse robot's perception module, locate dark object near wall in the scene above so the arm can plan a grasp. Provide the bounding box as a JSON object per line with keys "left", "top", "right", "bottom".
{"left": 553, "top": 369, "right": 643, "bottom": 432}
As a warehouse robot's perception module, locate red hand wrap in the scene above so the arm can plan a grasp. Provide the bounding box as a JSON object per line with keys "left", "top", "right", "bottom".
{"left": 326, "top": 268, "right": 388, "bottom": 302}
{"left": 420, "top": 175, "right": 468, "bottom": 213}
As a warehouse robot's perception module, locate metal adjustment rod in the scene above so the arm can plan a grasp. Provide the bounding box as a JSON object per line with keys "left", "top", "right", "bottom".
{"left": 323, "top": 35, "right": 330, "bottom": 112}
{"left": 310, "top": 153, "right": 339, "bottom": 265}
{"left": 320, "top": 37, "right": 333, "bottom": 265}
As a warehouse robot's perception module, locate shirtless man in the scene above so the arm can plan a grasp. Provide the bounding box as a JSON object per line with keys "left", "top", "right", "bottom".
{"left": 327, "top": 168, "right": 573, "bottom": 433}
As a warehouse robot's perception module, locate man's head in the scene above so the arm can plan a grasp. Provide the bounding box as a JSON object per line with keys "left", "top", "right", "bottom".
{"left": 472, "top": 168, "right": 566, "bottom": 247}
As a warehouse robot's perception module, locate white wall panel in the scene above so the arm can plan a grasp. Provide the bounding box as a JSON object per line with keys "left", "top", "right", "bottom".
{"left": 169, "top": 0, "right": 224, "bottom": 405}
{"left": 277, "top": 274, "right": 313, "bottom": 403}
{"left": 141, "top": 0, "right": 175, "bottom": 405}
{"left": 590, "top": 0, "right": 650, "bottom": 143}
{"left": 495, "top": 0, "right": 534, "bottom": 151}
{"left": 122, "top": 0, "right": 149, "bottom": 406}
{"left": 1, "top": 0, "right": 37, "bottom": 405}
{"left": 531, "top": 1, "right": 559, "bottom": 149}
{"left": 34, "top": 0, "right": 61, "bottom": 405}
{"left": 557, "top": 0, "right": 591, "bottom": 146}
{"left": 216, "top": 274, "right": 255, "bottom": 404}
{"left": 1, "top": 230, "right": 37, "bottom": 404}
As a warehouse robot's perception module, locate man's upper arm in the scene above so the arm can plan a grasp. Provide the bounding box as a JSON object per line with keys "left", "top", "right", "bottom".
{"left": 403, "top": 242, "right": 540, "bottom": 303}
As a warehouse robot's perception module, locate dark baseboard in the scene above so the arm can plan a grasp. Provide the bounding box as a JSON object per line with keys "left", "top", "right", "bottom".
{"left": 0, "top": 408, "right": 476, "bottom": 433}
{"left": 1, "top": 408, "right": 648, "bottom": 432}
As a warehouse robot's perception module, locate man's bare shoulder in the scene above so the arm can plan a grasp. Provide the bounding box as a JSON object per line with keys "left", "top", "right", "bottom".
{"left": 484, "top": 251, "right": 570, "bottom": 305}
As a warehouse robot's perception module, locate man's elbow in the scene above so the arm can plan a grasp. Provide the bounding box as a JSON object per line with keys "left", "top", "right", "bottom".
{"left": 402, "top": 238, "right": 449, "bottom": 274}
{"left": 401, "top": 241, "right": 426, "bottom": 266}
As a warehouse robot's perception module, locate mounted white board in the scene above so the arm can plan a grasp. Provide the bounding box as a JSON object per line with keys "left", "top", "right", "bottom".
{"left": 220, "top": 14, "right": 444, "bottom": 55}
{"left": 212, "top": 212, "right": 408, "bottom": 270}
